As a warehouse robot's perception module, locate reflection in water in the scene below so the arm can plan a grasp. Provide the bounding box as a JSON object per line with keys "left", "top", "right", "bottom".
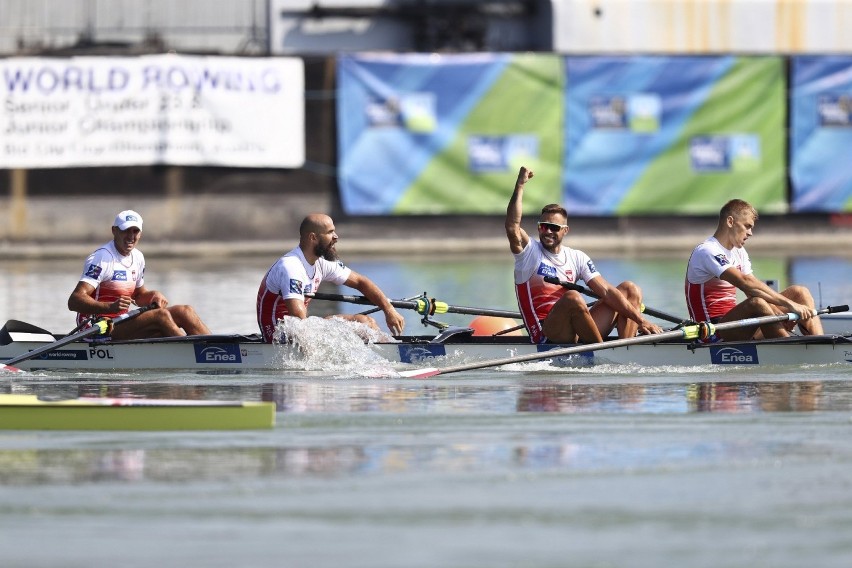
{"left": 5, "top": 379, "right": 840, "bottom": 416}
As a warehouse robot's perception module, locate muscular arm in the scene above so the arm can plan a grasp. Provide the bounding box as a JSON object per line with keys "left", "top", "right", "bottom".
{"left": 506, "top": 166, "right": 533, "bottom": 255}
{"left": 284, "top": 297, "right": 308, "bottom": 319}
{"left": 68, "top": 281, "right": 132, "bottom": 314}
{"left": 720, "top": 268, "right": 814, "bottom": 319}
{"left": 345, "top": 271, "right": 405, "bottom": 334}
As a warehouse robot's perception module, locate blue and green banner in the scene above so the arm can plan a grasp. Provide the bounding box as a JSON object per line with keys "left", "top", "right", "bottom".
{"left": 564, "top": 56, "right": 787, "bottom": 215}
{"left": 790, "top": 56, "right": 852, "bottom": 212}
{"left": 337, "top": 53, "right": 563, "bottom": 215}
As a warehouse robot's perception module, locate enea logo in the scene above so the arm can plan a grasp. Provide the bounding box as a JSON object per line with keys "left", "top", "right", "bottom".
{"left": 194, "top": 344, "right": 242, "bottom": 364}
{"left": 710, "top": 345, "right": 759, "bottom": 365}
{"left": 399, "top": 345, "right": 446, "bottom": 363}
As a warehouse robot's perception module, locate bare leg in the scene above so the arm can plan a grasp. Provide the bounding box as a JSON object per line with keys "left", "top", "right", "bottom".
{"left": 718, "top": 297, "right": 787, "bottom": 341}
{"left": 330, "top": 314, "right": 380, "bottom": 331}
{"left": 110, "top": 308, "right": 186, "bottom": 340}
{"left": 167, "top": 305, "right": 211, "bottom": 335}
{"left": 543, "top": 291, "right": 602, "bottom": 343}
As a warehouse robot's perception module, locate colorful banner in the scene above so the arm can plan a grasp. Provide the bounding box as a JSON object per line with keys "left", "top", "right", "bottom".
{"left": 0, "top": 55, "right": 304, "bottom": 168}
{"left": 337, "top": 53, "right": 563, "bottom": 215}
{"left": 564, "top": 56, "right": 787, "bottom": 215}
{"left": 790, "top": 56, "right": 852, "bottom": 212}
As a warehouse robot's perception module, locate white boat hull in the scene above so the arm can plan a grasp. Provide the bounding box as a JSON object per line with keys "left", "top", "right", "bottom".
{"left": 2, "top": 327, "right": 851, "bottom": 373}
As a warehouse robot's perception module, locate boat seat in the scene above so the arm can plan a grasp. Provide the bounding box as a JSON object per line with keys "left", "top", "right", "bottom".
{"left": 0, "top": 320, "right": 59, "bottom": 346}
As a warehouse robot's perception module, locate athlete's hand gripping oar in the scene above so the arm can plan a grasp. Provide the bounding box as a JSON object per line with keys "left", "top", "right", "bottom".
{"left": 398, "top": 305, "right": 849, "bottom": 379}
{"left": 543, "top": 276, "right": 691, "bottom": 326}
{"left": 308, "top": 292, "right": 522, "bottom": 319}
{"left": 0, "top": 304, "right": 157, "bottom": 373}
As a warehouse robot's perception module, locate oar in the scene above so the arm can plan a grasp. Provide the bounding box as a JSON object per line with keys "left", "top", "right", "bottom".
{"left": 398, "top": 305, "right": 849, "bottom": 379}
{"left": 357, "top": 294, "right": 423, "bottom": 316}
{"left": 543, "top": 276, "right": 690, "bottom": 325}
{"left": 308, "top": 292, "right": 522, "bottom": 319}
{"left": 0, "top": 305, "right": 155, "bottom": 372}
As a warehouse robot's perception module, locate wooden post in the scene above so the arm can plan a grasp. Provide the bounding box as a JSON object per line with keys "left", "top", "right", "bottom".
{"left": 9, "top": 168, "right": 28, "bottom": 240}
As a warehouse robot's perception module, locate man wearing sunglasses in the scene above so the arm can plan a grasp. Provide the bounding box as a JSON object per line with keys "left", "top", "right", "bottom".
{"left": 505, "top": 167, "right": 663, "bottom": 344}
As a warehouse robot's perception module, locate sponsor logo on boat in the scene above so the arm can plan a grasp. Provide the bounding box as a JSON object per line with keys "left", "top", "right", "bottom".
{"left": 398, "top": 345, "right": 446, "bottom": 363}
{"left": 710, "top": 345, "right": 759, "bottom": 364}
{"left": 37, "top": 349, "right": 88, "bottom": 360}
{"left": 194, "top": 344, "right": 242, "bottom": 364}
{"left": 537, "top": 344, "right": 594, "bottom": 366}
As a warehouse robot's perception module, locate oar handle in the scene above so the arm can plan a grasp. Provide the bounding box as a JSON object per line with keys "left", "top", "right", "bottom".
{"left": 308, "top": 292, "right": 522, "bottom": 319}
{"left": 543, "top": 276, "right": 691, "bottom": 325}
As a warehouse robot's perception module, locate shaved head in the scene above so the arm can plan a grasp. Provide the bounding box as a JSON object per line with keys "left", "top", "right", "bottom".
{"left": 299, "top": 213, "right": 332, "bottom": 239}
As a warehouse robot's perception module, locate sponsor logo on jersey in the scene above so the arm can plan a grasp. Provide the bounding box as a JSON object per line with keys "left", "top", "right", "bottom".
{"left": 537, "top": 263, "right": 558, "bottom": 279}
{"left": 289, "top": 279, "right": 303, "bottom": 294}
{"left": 194, "top": 344, "right": 243, "bottom": 364}
{"left": 112, "top": 270, "right": 127, "bottom": 281}
{"left": 587, "top": 260, "right": 597, "bottom": 274}
{"left": 710, "top": 345, "right": 759, "bottom": 364}
{"left": 713, "top": 254, "right": 730, "bottom": 267}
{"left": 84, "top": 264, "right": 102, "bottom": 279}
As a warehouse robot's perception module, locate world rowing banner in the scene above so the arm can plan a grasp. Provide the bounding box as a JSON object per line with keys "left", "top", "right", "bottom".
{"left": 0, "top": 54, "right": 305, "bottom": 168}
{"left": 790, "top": 56, "right": 852, "bottom": 213}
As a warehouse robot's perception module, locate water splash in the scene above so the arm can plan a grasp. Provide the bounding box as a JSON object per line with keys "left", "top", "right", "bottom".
{"left": 274, "top": 316, "right": 399, "bottom": 376}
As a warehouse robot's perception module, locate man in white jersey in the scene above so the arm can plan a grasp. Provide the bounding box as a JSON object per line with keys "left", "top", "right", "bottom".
{"left": 685, "top": 199, "right": 822, "bottom": 340}
{"left": 67, "top": 210, "right": 211, "bottom": 340}
{"left": 256, "top": 213, "right": 405, "bottom": 343}
{"left": 506, "top": 166, "right": 663, "bottom": 344}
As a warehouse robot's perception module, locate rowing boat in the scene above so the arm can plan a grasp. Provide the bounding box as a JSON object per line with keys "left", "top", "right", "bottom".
{"left": 2, "top": 317, "right": 851, "bottom": 372}
{"left": 0, "top": 394, "right": 275, "bottom": 430}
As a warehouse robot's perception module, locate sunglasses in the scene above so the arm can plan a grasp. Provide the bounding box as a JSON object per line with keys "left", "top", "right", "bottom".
{"left": 537, "top": 222, "right": 568, "bottom": 233}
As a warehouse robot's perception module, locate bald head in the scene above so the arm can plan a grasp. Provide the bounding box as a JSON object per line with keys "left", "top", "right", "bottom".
{"left": 298, "top": 213, "right": 340, "bottom": 262}
{"left": 299, "top": 214, "right": 333, "bottom": 241}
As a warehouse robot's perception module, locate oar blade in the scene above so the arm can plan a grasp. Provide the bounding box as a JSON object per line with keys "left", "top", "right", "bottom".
{"left": 0, "top": 363, "right": 23, "bottom": 374}
{"left": 398, "top": 367, "right": 442, "bottom": 379}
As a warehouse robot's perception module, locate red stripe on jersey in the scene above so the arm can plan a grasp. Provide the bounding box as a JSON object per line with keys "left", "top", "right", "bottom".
{"left": 515, "top": 282, "right": 546, "bottom": 344}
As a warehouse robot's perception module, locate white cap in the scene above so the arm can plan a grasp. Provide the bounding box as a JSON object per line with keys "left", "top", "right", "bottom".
{"left": 113, "top": 210, "right": 143, "bottom": 231}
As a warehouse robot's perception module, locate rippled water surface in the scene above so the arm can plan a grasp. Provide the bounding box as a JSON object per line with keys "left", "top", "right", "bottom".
{"left": 1, "top": 255, "right": 852, "bottom": 567}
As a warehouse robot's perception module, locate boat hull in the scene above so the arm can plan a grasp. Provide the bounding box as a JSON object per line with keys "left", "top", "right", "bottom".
{"left": 2, "top": 330, "right": 851, "bottom": 372}
{"left": 0, "top": 395, "right": 275, "bottom": 430}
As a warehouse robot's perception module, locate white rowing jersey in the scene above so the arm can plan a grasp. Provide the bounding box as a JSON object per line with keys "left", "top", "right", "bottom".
{"left": 256, "top": 246, "right": 352, "bottom": 343}
{"left": 513, "top": 239, "right": 600, "bottom": 344}
{"left": 75, "top": 241, "right": 145, "bottom": 326}
{"left": 685, "top": 236, "right": 751, "bottom": 322}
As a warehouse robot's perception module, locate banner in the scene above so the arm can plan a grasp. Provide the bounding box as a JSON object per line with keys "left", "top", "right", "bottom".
{"left": 337, "top": 53, "right": 563, "bottom": 215}
{"left": 0, "top": 55, "right": 304, "bottom": 168}
{"left": 790, "top": 56, "right": 852, "bottom": 213}
{"left": 564, "top": 56, "right": 786, "bottom": 215}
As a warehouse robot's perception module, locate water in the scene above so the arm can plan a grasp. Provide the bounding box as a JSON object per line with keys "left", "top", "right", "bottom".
{"left": 2, "top": 255, "right": 852, "bottom": 567}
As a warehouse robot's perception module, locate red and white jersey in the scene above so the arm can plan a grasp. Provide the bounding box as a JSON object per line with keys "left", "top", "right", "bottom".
{"left": 685, "top": 236, "right": 752, "bottom": 322}
{"left": 75, "top": 241, "right": 145, "bottom": 326}
{"left": 513, "top": 240, "right": 600, "bottom": 344}
{"left": 256, "top": 246, "right": 352, "bottom": 343}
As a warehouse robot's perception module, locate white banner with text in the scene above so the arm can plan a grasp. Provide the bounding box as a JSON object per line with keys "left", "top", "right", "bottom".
{"left": 1, "top": 54, "right": 304, "bottom": 168}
